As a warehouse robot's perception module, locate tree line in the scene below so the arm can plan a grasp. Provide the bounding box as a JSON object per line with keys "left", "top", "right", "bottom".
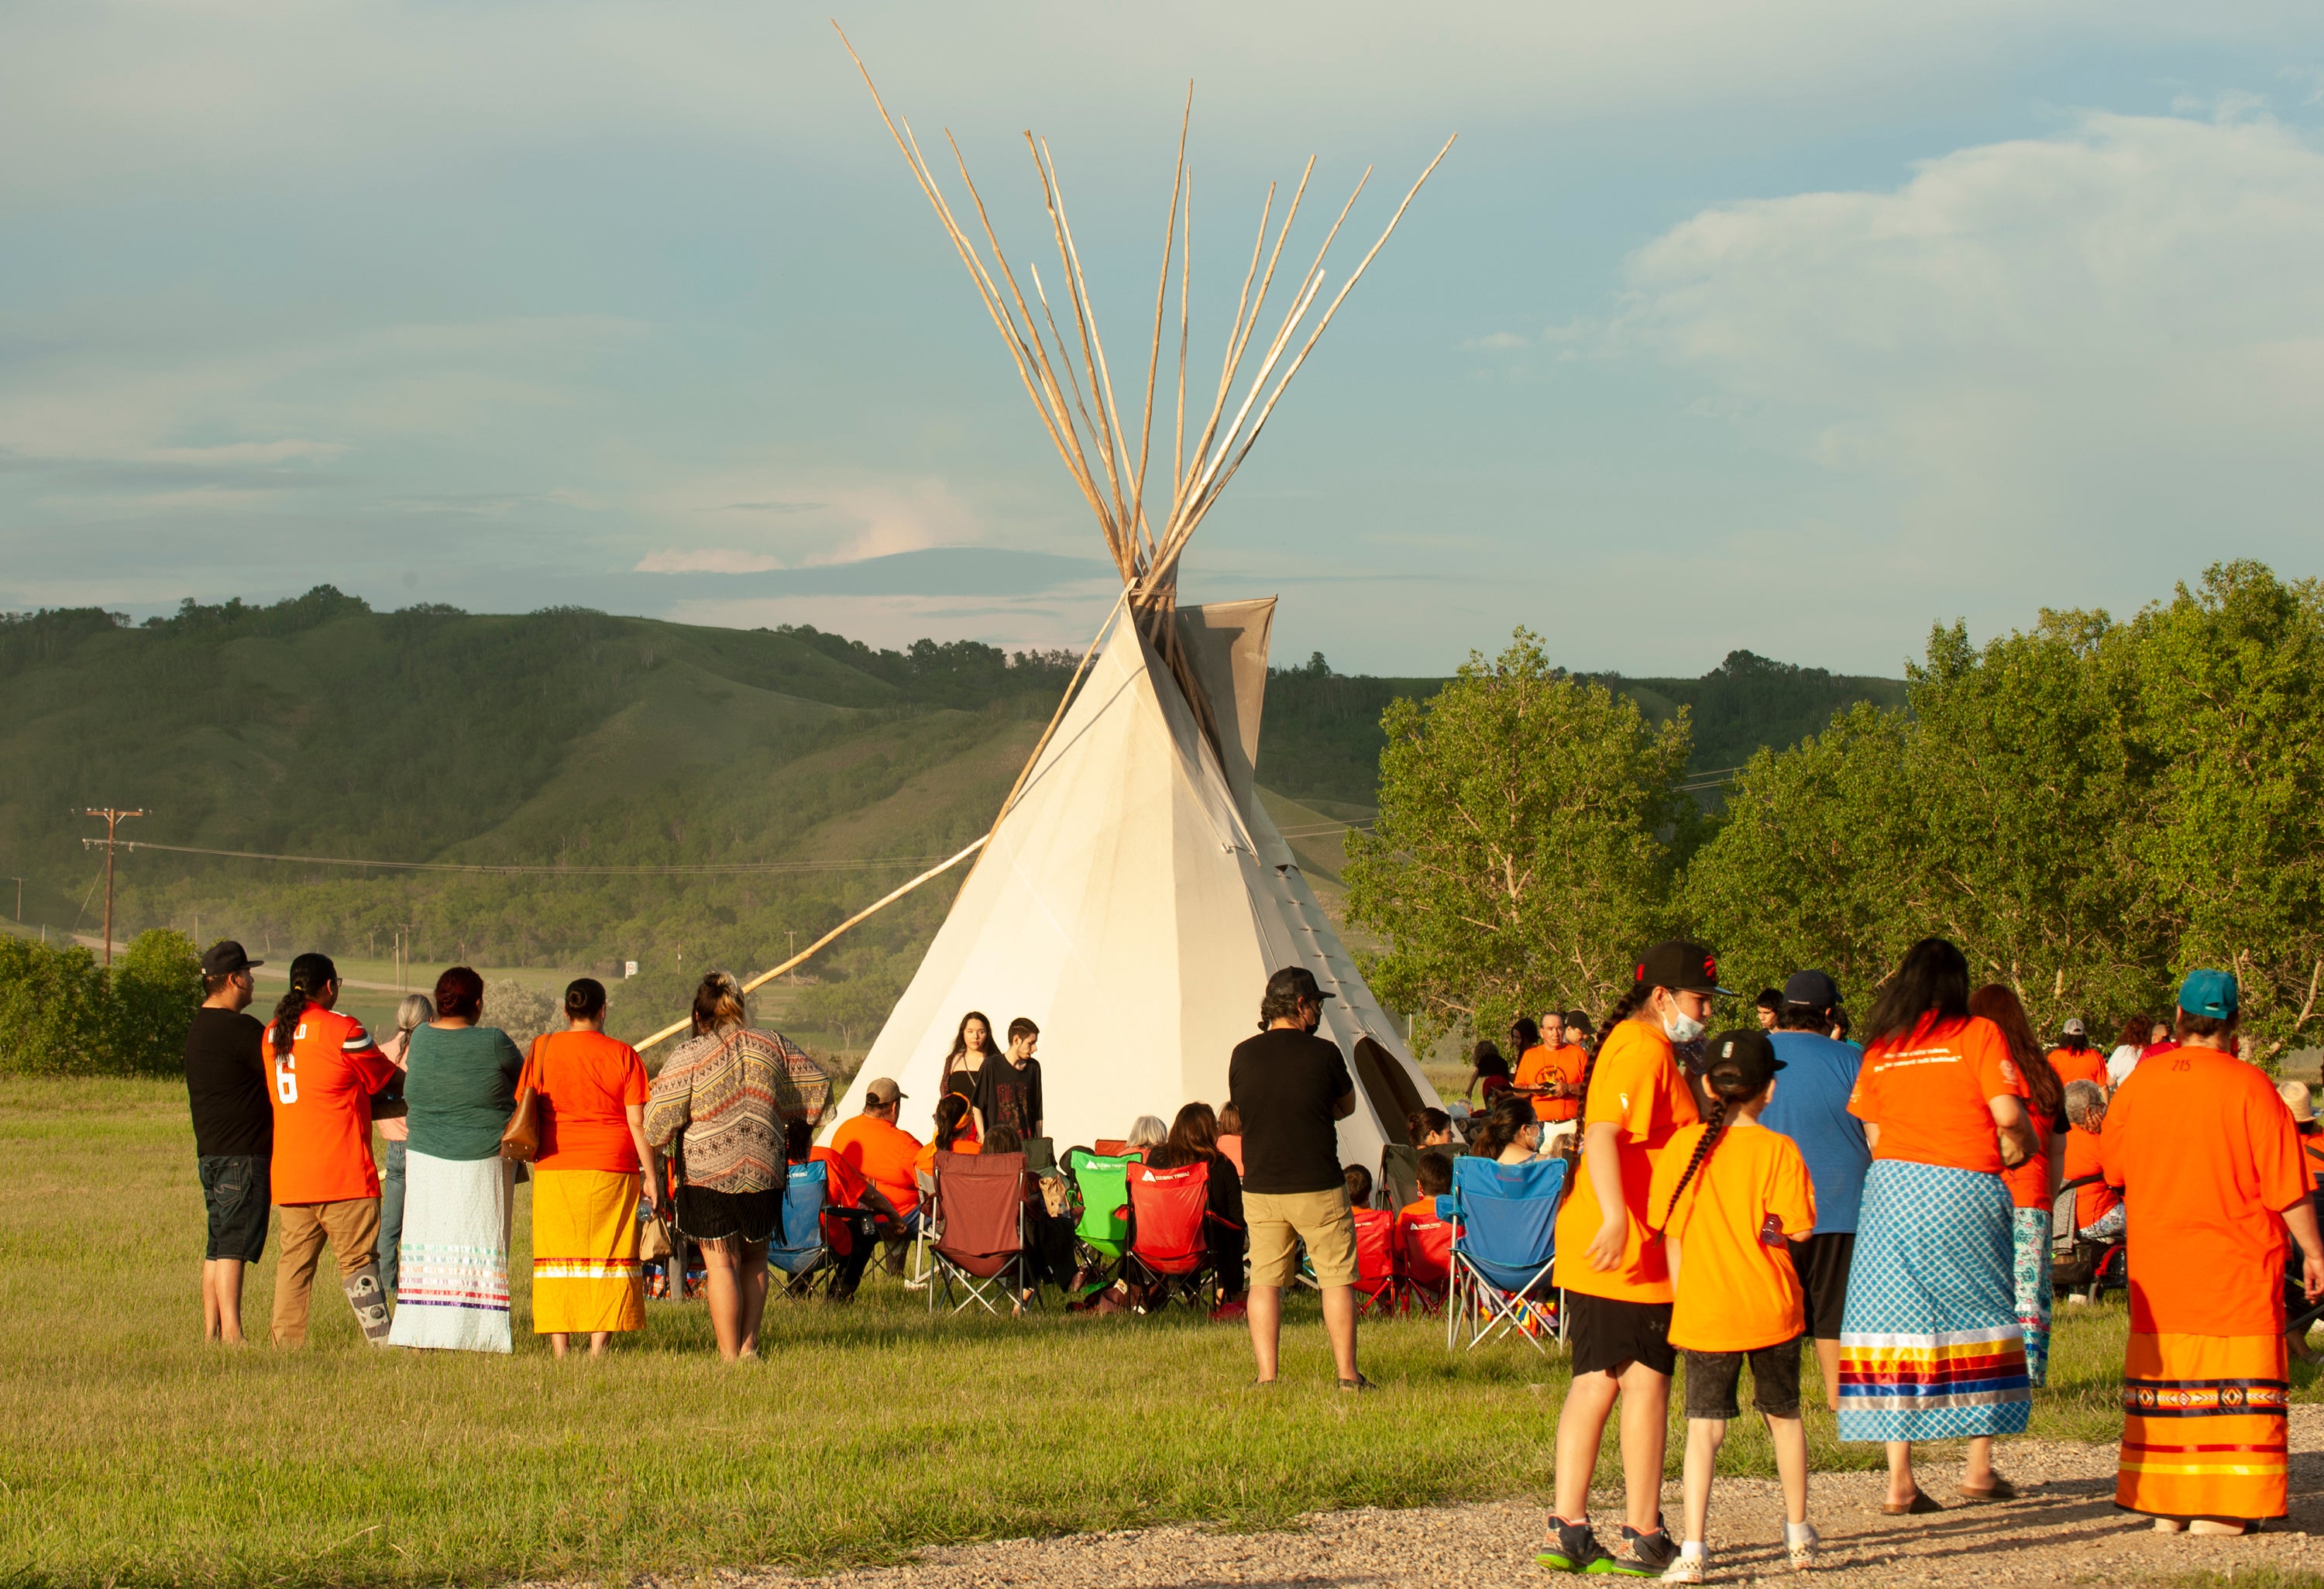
{"left": 0, "top": 930, "right": 201, "bottom": 1076}
{"left": 1347, "top": 561, "right": 2324, "bottom": 1058}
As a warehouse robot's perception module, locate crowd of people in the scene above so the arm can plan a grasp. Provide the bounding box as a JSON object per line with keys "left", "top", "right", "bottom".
{"left": 178, "top": 930, "right": 2323, "bottom": 1577}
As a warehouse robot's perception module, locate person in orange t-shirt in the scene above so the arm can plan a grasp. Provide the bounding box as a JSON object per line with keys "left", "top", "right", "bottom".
{"left": 1652, "top": 1030, "right": 1818, "bottom": 1580}
{"left": 830, "top": 1077, "right": 926, "bottom": 1276}
{"left": 2059, "top": 1082, "right": 2122, "bottom": 1236}
{"left": 1512, "top": 1013, "right": 1587, "bottom": 1140}
{"left": 2102, "top": 970, "right": 2324, "bottom": 1535}
{"left": 527, "top": 978, "right": 655, "bottom": 1356}
{"left": 263, "top": 953, "right": 399, "bottom": 1348}
{"left": 2046, "top": 1017, "right": 2109, "bottom": 1094}
{"left": 1838, "top": 938, "right": 2037, "bottom": 1515}
{"left": 1538, "top": 941, "right": 1714, "bottom": 1578}
{"left": 913, "top": 1093, "right": 981, "bottom": 1188}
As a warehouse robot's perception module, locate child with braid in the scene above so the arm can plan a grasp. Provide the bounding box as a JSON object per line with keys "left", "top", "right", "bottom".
{"left": 1648, "top": 1030, "right": 1818, "bottom": 1582}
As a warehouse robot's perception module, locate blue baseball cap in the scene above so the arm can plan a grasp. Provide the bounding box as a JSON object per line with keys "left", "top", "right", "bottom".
{"left": 2178, "top": 969, "right": 2239, "bottom": 1019}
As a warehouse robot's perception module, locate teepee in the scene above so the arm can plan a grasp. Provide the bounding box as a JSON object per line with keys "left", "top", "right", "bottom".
{"left": 822, "top": 37, "right": 1452, "bottom": 1185}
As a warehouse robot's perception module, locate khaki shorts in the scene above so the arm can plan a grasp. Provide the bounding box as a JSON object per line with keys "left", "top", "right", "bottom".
{"left": 1246, "top": 1187, "right": 1358, "bottom": 1289}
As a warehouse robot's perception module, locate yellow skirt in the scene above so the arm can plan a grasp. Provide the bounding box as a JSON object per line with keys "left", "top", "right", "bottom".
{"left": 2119, "top": 1330, "right": 2289, "bottom": 1522}
{"left": 531, "top": 1168, "right": 645, "bottom": 1335}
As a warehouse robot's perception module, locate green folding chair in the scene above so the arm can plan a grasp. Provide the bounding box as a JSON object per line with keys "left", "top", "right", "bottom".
{"left": 1064, "top": 1147, "right": 1136, "bottom": 1297}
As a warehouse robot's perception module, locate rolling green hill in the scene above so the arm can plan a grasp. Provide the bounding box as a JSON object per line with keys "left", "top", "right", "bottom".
{"left": 0, "top": 590, "right": 1904, "bottom": 1045}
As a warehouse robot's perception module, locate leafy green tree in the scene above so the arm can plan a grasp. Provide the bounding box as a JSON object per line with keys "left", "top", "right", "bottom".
{"left": 0, "top": 937, "right": 113, "bottom": 1075}
{"left": 794, "top": 965, "right": 906, "bottom": 1054}
{"left": 1345, "top": 630, "right": 1693, "bottom": 1049}
{"left": 111, "top": 930, "right": 202, "bottom": 1074}
{"left": 483, "top": 979, "right": 560, "bottom": 1052}
{"left": 2112, "top": 562, "right": 2324, "bottom": 1054}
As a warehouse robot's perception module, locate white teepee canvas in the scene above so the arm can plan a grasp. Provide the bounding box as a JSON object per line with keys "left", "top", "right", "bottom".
{"left": 823, "top": 597, "right": 1442, "bottom": 1181}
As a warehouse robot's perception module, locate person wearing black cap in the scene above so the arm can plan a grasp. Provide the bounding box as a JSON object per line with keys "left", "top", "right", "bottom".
{"left": 1650, "top": 1030, "right": 1819, "bottom": 1580}
{"left": 184, "top": 941, "right": 269, "bottom": 1343}
{"left": 1228, "top": 965, "right": 1365, "bottom": 1390}
{"left": 1756, "top": 968, "right": 1869, "bottom": 1411}
{"left": 1537, "top": 939, "right": 1721, "bottom": 1577}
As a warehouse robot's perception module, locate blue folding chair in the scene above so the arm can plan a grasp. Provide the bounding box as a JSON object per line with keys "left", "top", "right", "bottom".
{"left": 769, "top": 1160, "right": 833, "bottom": 1297}
{"left": 1445, "top": 1155, "right": 1566, "bottom": 1353}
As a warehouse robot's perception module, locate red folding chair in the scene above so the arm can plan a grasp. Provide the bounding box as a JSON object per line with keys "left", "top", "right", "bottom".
{"left": 1123, "top": 1160, "right": 1213, "bottom": 1308}
{"left": 928, "top": 1150, "right": 1033, "bottom": 1316}
{"left": 1401, "top": 1213, "right": 1455, "bottom": 1316}
{"left": 1352, "top": 1206, "right": 1403, "bottom": 1316}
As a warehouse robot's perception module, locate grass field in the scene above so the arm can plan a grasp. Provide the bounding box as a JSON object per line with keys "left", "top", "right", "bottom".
{"left": 0, "top": 1078, "right": 2192, "bottom": 1588}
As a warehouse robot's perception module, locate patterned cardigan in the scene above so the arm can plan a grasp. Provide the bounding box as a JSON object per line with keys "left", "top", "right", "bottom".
{"left": 643, "top": 1027, "right": 817, "bottom": 1194}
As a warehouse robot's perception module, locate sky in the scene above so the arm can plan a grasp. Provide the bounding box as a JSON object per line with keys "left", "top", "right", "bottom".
{"left": 4, "top": 2, "right": 2322, "bottom": 678}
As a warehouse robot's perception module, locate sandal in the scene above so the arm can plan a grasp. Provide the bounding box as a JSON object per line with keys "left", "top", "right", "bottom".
{"left": 1957, "top": 1477, "right": 2018, "bottom": 1503}
{"left": 1880, "top": 1490, "right": 1944, "bottom": 1515}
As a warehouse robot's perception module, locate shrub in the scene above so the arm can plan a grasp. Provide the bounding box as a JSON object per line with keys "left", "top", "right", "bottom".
{"left": 0, "top": 929, "right": 198, "bottom": 1075}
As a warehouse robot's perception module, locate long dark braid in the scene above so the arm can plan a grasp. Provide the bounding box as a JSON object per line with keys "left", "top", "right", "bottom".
{"left": 1654, "top": 1097, "right": 1731, "bottom": 1231}
{"left": 270, "top": 952, "right": 337, "bottom": 1058}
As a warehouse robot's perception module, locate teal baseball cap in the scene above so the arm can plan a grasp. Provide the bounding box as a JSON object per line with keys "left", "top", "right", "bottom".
{"left": 2178, "top": 969, "right": 2239, "bottom": 1019}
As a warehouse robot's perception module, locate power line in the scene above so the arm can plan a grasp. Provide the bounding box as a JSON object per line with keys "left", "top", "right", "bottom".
{"left": 112, "top": 840, "right": 970, "bottom": 878}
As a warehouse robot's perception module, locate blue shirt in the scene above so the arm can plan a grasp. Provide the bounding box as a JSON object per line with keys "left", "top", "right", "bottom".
{"left": 1760, "top": 1031, "right": 1870, "bottom": 1234}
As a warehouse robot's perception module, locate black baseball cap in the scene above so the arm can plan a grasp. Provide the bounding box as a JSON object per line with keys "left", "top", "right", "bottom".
{"left": 1264, "top": 965, "right": 1336, "bottom": 1006}
{"left": 201, "top": 941, "right": 263, "bottom": 978}
{"left": 1703, "top": 1027, "right": 1785, "bottom": 1091}
{"left": 1633, "top": 939, "right": 1732, "bottom": 996}
{"left": 1782, "top": 969, "right": 1841, "bottom": 1010}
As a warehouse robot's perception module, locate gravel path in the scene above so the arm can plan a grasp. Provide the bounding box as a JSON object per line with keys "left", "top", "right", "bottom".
{"left": 726, "top": 1408, "right": 2324, "bottom": 1587}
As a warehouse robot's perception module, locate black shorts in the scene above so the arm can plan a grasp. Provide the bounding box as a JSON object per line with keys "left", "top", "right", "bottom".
{"left": 1683, "top": 1338, "right": 1803, "bottom": 1420}
{"left": 1567, "top": 1291, "right": 1676, "bottom": 1378}
{"left": 673, "top": 1185, "right": 782, "bottom": 1246}
{"left": 198, "top": 1154, "right": 271, "bottom": 1263}
{"left": 1788, "top": 1231, "right": 1855, "bottom": 1340}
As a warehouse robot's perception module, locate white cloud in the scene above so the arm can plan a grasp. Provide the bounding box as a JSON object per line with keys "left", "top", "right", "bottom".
{"left": 1618, "top": 111, "right": 2324, "bottom": 581}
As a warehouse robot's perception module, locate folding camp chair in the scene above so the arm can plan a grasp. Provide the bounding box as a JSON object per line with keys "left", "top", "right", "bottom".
{"left": 1064, "top": 1147, "right": 1136, "bottom": 1296}
{"left": 1351, "top": 1206, "right": 1403, "bottom": 1316}
{"left": 1446, "top": 1155, "right": 1566, "bottom": 1353}
{"left": 927, "top": 1150, "right": 1035, "bottom": 1316}
{"left": 768, "top": 1160, "right": 836, "bottom": 1298}
{"left": 1122, "top": 1159, "right": 1216, "bottom": 1309}
{"left": 1401, "top": 1211, "right": 1456, "bottom": 1316}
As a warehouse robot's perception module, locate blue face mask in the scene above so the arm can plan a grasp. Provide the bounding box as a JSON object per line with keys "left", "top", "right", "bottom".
{"left": 1662, "top": 1006, "right": 1706, "bottom": 1045}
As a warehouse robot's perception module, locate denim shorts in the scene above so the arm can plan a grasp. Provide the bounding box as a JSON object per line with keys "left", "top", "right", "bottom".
{"left": 198, "top": 1154, "right": 271, "bottom": 1263}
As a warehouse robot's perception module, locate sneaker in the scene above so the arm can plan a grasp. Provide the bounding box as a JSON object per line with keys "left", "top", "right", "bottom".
{"left": 1659, "top": 1551, "right": 1706, "bottom": 1584}
{"left": 1534, "top": 1517, "right": 1609, "bottom": 1574}
{"left": 1338, "top": 1373, "right": 1378, "bottom": 1393}
{"left": 1597, "top": 1524, "right": 1680, "bottom": 1577}
{"left": 1786, "top": 1523, "right": 1819, "bottom": 1571}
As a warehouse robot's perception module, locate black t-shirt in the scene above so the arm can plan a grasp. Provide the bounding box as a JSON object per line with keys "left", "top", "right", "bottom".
{"left": 1228, "top": 1027, "right": 1354, "bottom": 1195}
{"left": 975, "top": 1056, "right": 1043, "bottom": 1139}
{"left": 184, "top": 1006, "right": 273, "bottom": 1158}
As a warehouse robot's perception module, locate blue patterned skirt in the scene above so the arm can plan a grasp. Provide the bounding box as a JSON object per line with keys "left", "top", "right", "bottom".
{"left": 1837, "top": 1160, "right": 2033, "bottom": 1441}
{"left": 2013, "top": 1206, "right": 2054, "bottom": 1388}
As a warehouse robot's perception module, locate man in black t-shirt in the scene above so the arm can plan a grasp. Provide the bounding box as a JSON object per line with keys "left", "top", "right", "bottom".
{"left": 974, "top": 1017, "right": 1046, "bottom": 1144}
{"left": 1228, "top": 966, "right": 1364, "bottom": 1389}
{"left": 183, "top": 941, "right": 271, "bottom": 1344}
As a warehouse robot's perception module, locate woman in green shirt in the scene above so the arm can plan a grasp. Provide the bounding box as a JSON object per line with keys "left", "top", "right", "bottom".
{"left": 385, "top": 966, "right": 524, "bottom": 1353}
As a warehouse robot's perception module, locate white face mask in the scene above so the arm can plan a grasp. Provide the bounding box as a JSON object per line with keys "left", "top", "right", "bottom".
{"left": 1661, "top": 1003, "right": 1706, "bottom": 1045}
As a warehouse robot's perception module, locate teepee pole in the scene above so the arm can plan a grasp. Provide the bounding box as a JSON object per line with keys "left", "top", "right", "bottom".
{"left": 1131, "top": 88, "right": 1192, "bottom": 566}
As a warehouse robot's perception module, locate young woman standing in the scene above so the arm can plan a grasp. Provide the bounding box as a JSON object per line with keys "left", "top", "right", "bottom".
{"left": 1537, "top": 940, "right": 1719, "bottom": 1577}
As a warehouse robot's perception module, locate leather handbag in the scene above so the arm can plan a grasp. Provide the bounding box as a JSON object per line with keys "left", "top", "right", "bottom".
{"left": 498, "top": 1040, "right": 542, "bottom": 1163}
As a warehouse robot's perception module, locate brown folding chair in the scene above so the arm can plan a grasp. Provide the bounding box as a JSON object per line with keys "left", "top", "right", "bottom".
{"left": 928, "top": 1150, "right": 1033, "bottom": 1316}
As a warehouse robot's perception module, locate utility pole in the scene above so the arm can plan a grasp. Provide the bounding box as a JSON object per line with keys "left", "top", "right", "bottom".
{"left": 81, "top": 808, "right": 145, "bottom": 967}
{"left": 788, "top": 930, "right": 796, "bottom": 985}
{"left": 3, "top": 877, "right": 22, "bottom": 921}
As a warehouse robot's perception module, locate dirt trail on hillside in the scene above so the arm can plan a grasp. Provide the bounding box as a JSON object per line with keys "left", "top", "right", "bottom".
{"left": 714, "top": 1408, "right": 2324, "bottom": 1588}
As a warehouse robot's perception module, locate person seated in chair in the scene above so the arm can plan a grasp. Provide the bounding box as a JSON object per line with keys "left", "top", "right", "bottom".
{"left": 1401, "top": 1149, "right": 1454, "bottom": 1223}
{"left": 1344, "top": 1162, "right": 1376, "bottom": 1212}
{"left": 2061, "top": 1081, "right": 2124, "bottom": 1243}
{"left": 1146, "top": 1102, "right": 1248, "bottom": 1321}
{"left": 1467, "top": 1095, "right": 1546, "bottom": 1164}
{"left": 790, "top": 1117, "right": 900, "bottom": 1301}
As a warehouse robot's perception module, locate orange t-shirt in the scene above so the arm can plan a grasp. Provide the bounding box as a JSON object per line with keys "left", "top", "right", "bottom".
{"left": 1552, "top": 1020, "right": 1700, "bottom": 1302}
{"left": 913, "top": 1137, "right": 979, "bottom": 1184}
{"left": 2061, "top": 1124, "right": 2119, "bottom": 1231}
{"left": 268, "top": 1005, "right": 397, "bottom": 1204}
{"left": 830, "top": 1112, "right": 926, "bottom": 1215}
{"left": 2101, "top": 1044, "right": 2308, "bottom": 1336}
{"left": 1651, "top": 1121, "right": 1816, "bottom": 1352}
{"left": 528, "top": 1030, "right": 651, "bottom": 1175}
{"left": 2047, "top": 1046, "right": 2109, "bottom": 1093}
{"left": 1848, "top": 1013, "right": 2025, "bottom": 1175}
{"left": 1399, "top": 1195, "right": 1437, "bottom": 1223}
{"left": 1514, "top": 1043, "right": 1585, "bottom": 1123}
